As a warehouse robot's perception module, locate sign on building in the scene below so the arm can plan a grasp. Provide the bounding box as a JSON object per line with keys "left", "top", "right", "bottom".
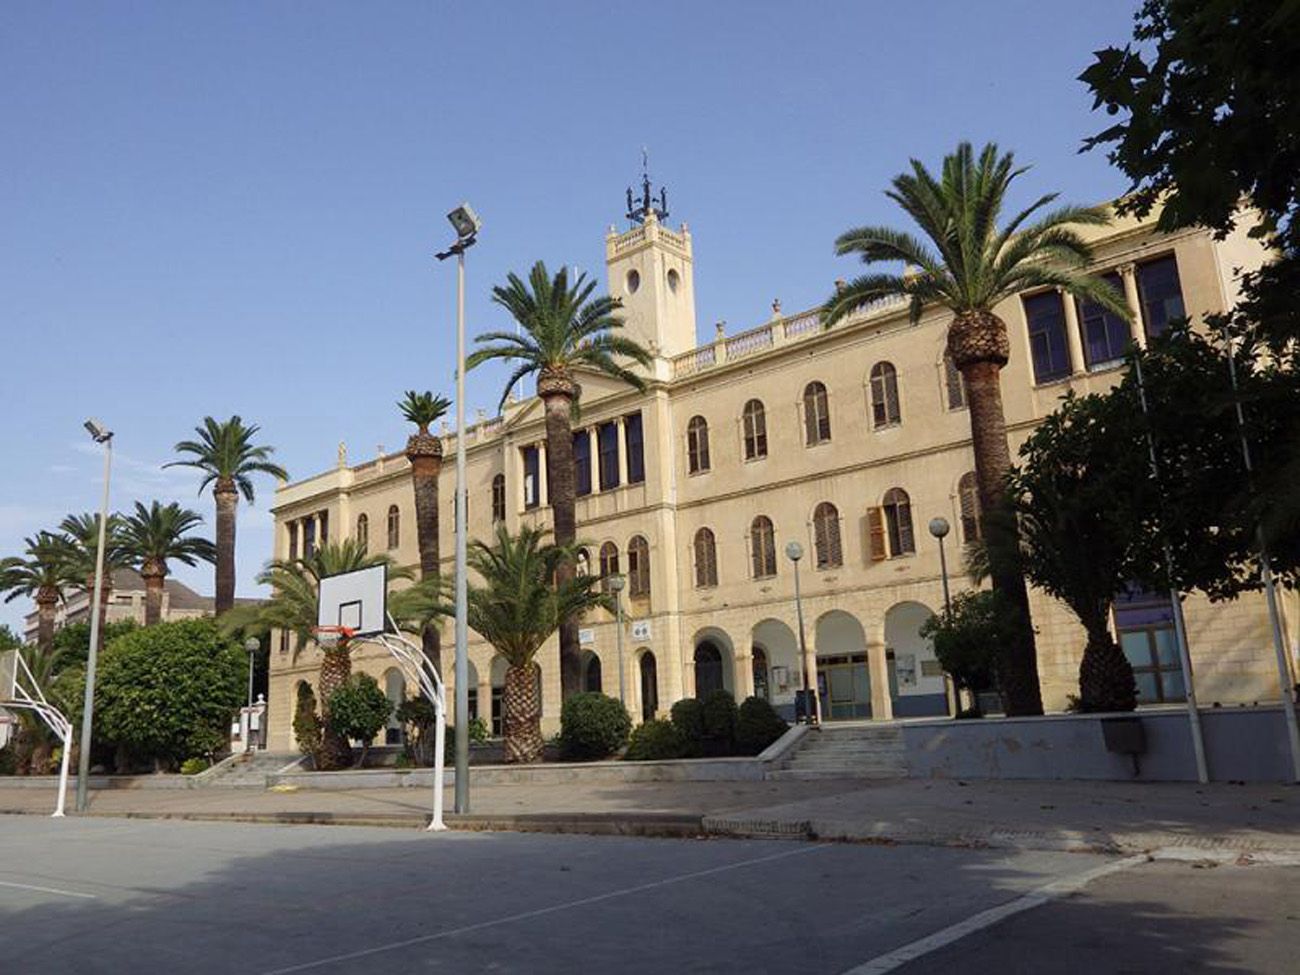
{"left": 631, "top": 620, "right": 651, "bottom": 641}
{"left": 579, "top": 628, "right": 595, "bottom": 646}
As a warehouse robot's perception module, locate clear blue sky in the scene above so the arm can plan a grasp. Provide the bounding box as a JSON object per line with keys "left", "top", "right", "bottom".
{"left": 0, "top": 1, "right": 1140, "bottom": 634}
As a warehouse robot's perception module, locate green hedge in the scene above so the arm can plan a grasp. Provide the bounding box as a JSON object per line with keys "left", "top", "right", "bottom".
{"left": 736, "top": 696, "right": 789, "bottom": 754}
{"left": 558, "top": 692, "right": 632, "bottom": 761}
{"left": 623, "top": 720, "right": 688, "bottom": 761}
{"left": 701, "top": 690, "right": 738, "bottom": 753}
{"left": 669, "top": 698, "right": 705, "bottom": 757}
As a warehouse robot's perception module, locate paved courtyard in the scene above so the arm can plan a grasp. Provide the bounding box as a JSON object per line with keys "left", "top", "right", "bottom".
{"left": 1, "top": 816, "right": 1296, "bottom": 973}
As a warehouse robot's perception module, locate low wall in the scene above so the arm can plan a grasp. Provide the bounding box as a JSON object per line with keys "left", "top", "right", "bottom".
{"left": 902, "top": 705, "right": 1300, "bottom": 783}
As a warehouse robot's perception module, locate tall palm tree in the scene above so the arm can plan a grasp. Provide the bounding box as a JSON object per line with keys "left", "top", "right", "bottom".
{"left": 398, "top": 390, "right": 451, "bottom": 674}
{"left": 822, "top": 142, "right": 1129, "bottom": 716}
{"left": 57, "top": 512, "right": 131, "bottom": 652}
{"left": 119, "top": 501, "right": 217, "bottom": 625}
{"left": 230, "top": 539, "right": 410, "bottom": 769}
{"left": 466, "top": 524, "right": 610, "bottom": 763}
{"left": 467, "top": 262, "right": 652, "bottom": 700}
{"left": 167, "top": 416, "right": 288, "bottom": 614}
{"left": 0, "top": 533, "right": 72, "bottom": 656}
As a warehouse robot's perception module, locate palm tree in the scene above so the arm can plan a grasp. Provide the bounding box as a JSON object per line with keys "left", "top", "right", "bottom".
{"left": 0, "top": 533, "right": 72, "bottom": 656}
{"left": 467, "top": 262, "right": 652, "bottom": 700}
{"left": 822, "top": 142, "right": 1129, "bottom": 716}
{"left": 167, "top": 416, "right": 288, "bottom": 614}
{"left": 119, "top": 501, "right": 217, "bottom": 625}
{"left": 398, "top": 390, "right": 451, "bottom": 674}
{"left": 57, "top": 513, "right": 131, "bottom": 652}
{"left": 228, "top": 539, "right": 410, "bottom": 769}
{"left": 466, "top": 524, "right": 610, "bottom": 763}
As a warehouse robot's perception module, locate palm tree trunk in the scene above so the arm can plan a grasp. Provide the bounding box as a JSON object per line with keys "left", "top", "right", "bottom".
{"left": 1078, "top": 616, "right": 1137, "bottom": 713}
{"left": 408, "top": 449, "right": 443, "bottom": 674}
{"left": 541, "top": 391, "right": 582, "bottom": 701}
{"left": 317, "top": 644, "right": 354, "bottom": 769}
{"left": 960, "top": 357, "right": 1044, "bottom": 716}
{"left": 142, "top": 565, "right": 165, "bottom": 626}
{"left": 503, "top": 661, "right": 543, "bottom": 763}
{"left": 213, "top": 481, "right": 238, "bottom": 615}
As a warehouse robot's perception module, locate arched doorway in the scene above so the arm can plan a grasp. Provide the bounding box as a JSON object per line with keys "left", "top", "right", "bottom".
{"left": 384, "top": 669, "right": 405, "bottom": 745}
{"left": 816, "top": 610, "right": 872, "bottom": 720}
{"left": 638, "top": 650, "right": 658, "bottom": 722}
{"left": 582, "top": 650, "right": 603, "bottom": 693}
{"left": 885, "top": 601, "right": 947, "bottom": 717}
{"left": 751, "top": 619, "right": 800, "bottom": 720}
{"left": 751, "top": 647, "right": 770, "bottom": 701}
{"left": 695, "top": 643, "right": 724, "bottom": 698}
{"left": 465, "top": 659, "right": 480, "bottom": 724}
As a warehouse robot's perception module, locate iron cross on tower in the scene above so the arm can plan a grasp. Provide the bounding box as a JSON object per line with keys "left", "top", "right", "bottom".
{"left": 626, "top": 148, "right": 668, "bottom": 224}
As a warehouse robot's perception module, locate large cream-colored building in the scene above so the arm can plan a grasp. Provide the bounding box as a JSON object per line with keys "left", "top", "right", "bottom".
{"left": 266, "top": 193, "right": 1295, "bottom": 751}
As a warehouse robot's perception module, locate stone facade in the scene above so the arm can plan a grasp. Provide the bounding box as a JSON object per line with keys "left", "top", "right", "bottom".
{"left": 266, "top": 203, "right": 1296, "bottom": 751}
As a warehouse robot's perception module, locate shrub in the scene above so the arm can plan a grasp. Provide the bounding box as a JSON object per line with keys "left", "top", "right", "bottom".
{"left": 669, "top": 698, "right": 705, "bottom": 757}
{"left": 0, "top": 744, "right": 17, "bottom": 776}
{"left": 623, "top": 720, "right": 688, "bottom": 761}
{"left": 918, "top": 590, "right": 1011, "bottom": 714}
{"left": 293, "top": 683, "right": 323, "bottom": 762}
{"left": 328, "top": 674, "right": 392, "bottom": 766}
{"left": 701, "top": 690, "right": 738, "bottom": 753}
{"left": 558, "top": 692, "right": 632, "bottom": 761}
{"left": 735, "top": 696, "right": 789, "bottom": 754}
{"left": 180, "top": 757, "right": 210, "bottom": 776}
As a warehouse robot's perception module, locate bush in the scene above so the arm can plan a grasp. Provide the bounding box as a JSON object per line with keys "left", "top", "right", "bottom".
{"left": 328, "top": 674, "right": 392, "bottom": 765}
{"left": 623, "top": 720, "right": 688, "bottom": 761}
{"left": 701, "top": 690, "right": 738, "bottom": 754}
{"left": 669, "top": 698, "right": 705, "bottom": 757}
{"left": 735, "top": 696, "right": 789, "bottom": 754}
{"left": 0, "top": 744, "right": 17, "bottom": 776}
{"left": 94, "top": 618, "right": 246, "bottom": 770}
{"left": 558, "top": 692, "right": 632, "bottom": 761}
{"left": 919, "top": 590, "right": 1011, "bottom": 714}
{"left": 293, "top": 683, "right": 323, "bottom": 762}
{"left": 180, "top": 757, "right": 210, "bottom": 776}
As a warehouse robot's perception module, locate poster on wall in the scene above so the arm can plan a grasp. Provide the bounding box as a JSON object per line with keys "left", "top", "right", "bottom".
{"left": 895, "top": 652, "right": 917, "bottom": 687}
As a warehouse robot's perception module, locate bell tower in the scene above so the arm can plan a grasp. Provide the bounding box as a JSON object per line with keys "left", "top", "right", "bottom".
{"left": 605, "top": 157, "right": 698, "bottom": 361}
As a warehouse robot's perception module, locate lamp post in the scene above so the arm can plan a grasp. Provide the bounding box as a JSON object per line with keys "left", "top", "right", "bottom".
{"left": 785, "top": 541, "right": 820, "bottom": 725}
{"left": 928, "top": 516, "right": 958, "bottom": 716}
{"left": 436, "top": 202, "right": 480, "bottom": 814}
{"left": 608, "top": 574, "right": 626, "bottom": 705}
{"left": 243, "top": 636, "right": 259, "bottom": 752}
{"left": 75, "top": 418, "right": 113, "bottom": 814}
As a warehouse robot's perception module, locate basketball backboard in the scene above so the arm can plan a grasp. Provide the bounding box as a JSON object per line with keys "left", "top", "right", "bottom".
{"left": 317, "top": 564, "right": 388, "bottom": 637}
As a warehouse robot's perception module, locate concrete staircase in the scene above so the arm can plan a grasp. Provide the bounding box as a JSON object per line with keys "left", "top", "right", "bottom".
{"left": 198, "top": 751, "right": 302, "bottom": 788}
{"left": 767, "top": 724, "right": 908, "bottom": 780}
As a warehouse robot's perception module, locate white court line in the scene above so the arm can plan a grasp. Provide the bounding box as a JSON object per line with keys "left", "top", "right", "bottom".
{"left": 259, "top": 843, "right": 830, "bottom": 975}
{"left": 0, "top": 878, "right": 97, "bottom": 900}
{"left": 838, "top": 854, "right": 1149, "bottom": 975}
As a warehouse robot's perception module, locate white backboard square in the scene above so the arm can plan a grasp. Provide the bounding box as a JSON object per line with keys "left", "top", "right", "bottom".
{"left": 317, "top": 564, "right": 387, "bottom": 636}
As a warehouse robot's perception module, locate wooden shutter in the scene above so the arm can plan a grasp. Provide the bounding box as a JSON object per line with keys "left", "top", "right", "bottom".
{"left": 866, "top": 507, "right": 887, "bottom": 561}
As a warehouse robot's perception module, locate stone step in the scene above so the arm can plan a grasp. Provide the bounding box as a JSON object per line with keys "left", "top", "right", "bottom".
{"left": 767, "top": 768, "right": 905, "bottom": 781}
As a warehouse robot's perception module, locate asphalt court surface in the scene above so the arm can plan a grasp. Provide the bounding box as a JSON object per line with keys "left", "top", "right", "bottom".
{"left": 1, "top": 816, "right": 1293, "bottom": 973}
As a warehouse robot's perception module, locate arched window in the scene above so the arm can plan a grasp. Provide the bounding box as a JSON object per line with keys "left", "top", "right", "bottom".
{"left": 883, "top": 488, "right": 915, "bottom": 556}
{"left": 599, "top": 541, "right": 620, "bottom": 593}
{"left": 742, "top": 399, "right": 767, "bottom": 460}
{"left": 693, "top": 528, "right": 718, "bottom": 588}
{"left": 576, "top": 547, "right": 591, "bottom": 577}
{"left": 803, "top": 381, "right": 831, "bottom": 445}
{"left": 384, "top": 669, "right": 406, "bottom": 745}
{"left": 386, "top": 505, "right": 400, "bottom": 550}
{"left": 355, "top": 514, "right": 369, "bottom": 553}
{"left": 812, "top": 502, "right": 843, "bottom": 569}
{"left": 869, "top": 362, "right": 901, "bottom": 427}
{"left": 944, "top": 354, "right": 967, "bottom": 410}
{"left": 752, "top": 646, "right": 770, "bottom": 701}
{"left": 639, "top": 651, "right": 658, "bottom": 722}
{"left": 959, "top": 472, "right": 981, "bottom": 543}
{"left": 627, "top": 535, "right": 650, "bottom": 597}
{"left": 582, "top": 651, "right": 602, "bottom": 694}
{"left": 750, "top": 515, "right": 777, "bottom": 578}
{"left": 491, "top": 473, "right": 506, "bottom": 523}
{"left": 687, "top": 415, "right": 711, "bottom": 474}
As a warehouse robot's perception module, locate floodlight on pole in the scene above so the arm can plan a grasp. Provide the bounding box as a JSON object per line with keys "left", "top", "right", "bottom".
{"left": 785, "top": 541, "right": 820, "bottom": 725}
{"left": 608, "top": 574, "right": 627, "bottom": 705}
{"left": 75, "top": 419, "right": 114, "bottom": 813}
{"left": 435, "top": 201, "right": 480, "bottom": 814}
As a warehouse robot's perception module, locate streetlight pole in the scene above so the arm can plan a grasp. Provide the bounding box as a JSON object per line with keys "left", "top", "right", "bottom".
{"left": 244, "top": 636, "right": 259, "bottom": 752}
{"left": 928, "top": 517, "right": 957, "bottom": 716}
{"left": 76, "top": 419, "right": 113, "bottom": 814}
{"left": 609, "top": 575, "right": 626, "bottom": 706}
{"left": 785, "top": 541, "right": 819, "bottom": 725}
{"left": 436, "top": 203, "right": 480, "bottom": 815}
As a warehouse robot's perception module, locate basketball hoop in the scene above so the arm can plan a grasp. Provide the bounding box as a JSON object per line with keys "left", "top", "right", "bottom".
{"left": 312, "top": 625, "right": 355, "bottom": 650}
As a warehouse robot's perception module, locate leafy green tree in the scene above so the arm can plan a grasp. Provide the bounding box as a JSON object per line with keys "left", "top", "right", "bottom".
{"left": 0, "top": 624, "right": 20, "bottom": 651}
{"left": 822, "top": 142, "right": 1127, "bottom": 716}
{"left": 919, "top": 591, "right": 1012, "bottom": 716}
{"left": 466, "top": 524, "right": 611, "bottom": 763}
{"left": 399, "top": 391, "right": 452, "bottom": 676}
{"left": 52, "top": 619, "right": 138, "bottom": 673}
{"left": 93, "top": 618, "right": 246, "bottom": 770}
{"left": 119, "top": 501, "right": 216, "bottom": 625}
{"left": 0, "top": 533, "right": 74, "bottom": 655}
{"left": 468, "top": 263, "right": 652, "bottom": 701}
{"left": 327, "top": 673, "right": 392, "bottom": 767}
{"left": 292, "top": 682, "right": 323, "bottom": 764}
{"left": 167, "top": 416, "right": 288, "bottom": 614}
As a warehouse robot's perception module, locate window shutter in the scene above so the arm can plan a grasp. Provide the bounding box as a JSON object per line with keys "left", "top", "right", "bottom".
{"left": 867, "top": 507, "right": 887, "bottom": 561}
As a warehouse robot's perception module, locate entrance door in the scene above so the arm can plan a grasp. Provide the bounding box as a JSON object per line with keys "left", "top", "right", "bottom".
{"left": 818, "top": 653, "right": 872, "bottom": 719}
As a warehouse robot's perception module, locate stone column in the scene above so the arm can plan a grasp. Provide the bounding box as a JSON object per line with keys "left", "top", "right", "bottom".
{"left": 616, "top": 416, "right": 629, "bottom": 486}
{"left": 1059, "top": 287, "right": 1087, "bottom": 375}
{"left": 538, "top": 441, "right": 549, "bottom": 507}
{"left": 734, "top": 648, "right": 755, "bottom": 699}
{"left": 587, "top": 428, "right": 598, "bottom": 493}
{"left": 867, "top": 632, "right": 894, "bottom": 720}
{"left": 1119, "top": 263, "right": 1146, "bottom": 349}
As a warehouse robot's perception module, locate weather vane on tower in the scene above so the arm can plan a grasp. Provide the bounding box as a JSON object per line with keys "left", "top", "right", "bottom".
{"left": 625, "top": 147, "right": 668, "bottom": 224}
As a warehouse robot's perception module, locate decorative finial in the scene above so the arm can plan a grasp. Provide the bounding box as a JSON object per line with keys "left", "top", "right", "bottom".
{"left": 337, "top": 442, "right": 347, "bottom": 468}
{"left": 772, "top": 298, "right": 782, "bottom": 316}
{"left": 625, "top": 149, "right": 669, "bottom": 225}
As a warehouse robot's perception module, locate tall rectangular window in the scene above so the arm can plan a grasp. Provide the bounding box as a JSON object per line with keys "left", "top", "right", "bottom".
{"left": 1075, "top": 272, "right": 1130, "bottom": 369}
{"left": 1114, "top": 588, "right": 1185, "bottom": 703}
{"left": 598, "top": 421, "right": 620, "bottom": 491}
{"left": 1023, "top": 291, "right": 1071, "bottom": 384}
{"left": 1136, "top": 255, "right": 1185, "bottom": 339}
{"left": 573, "top": 430, "right": 592, "bottom": 497}
{"left": 288, "top": 522, "right": 299, "bottom": 560}
{"left": 303, "top": 518, "right": 317, "bottom": 558}
{"left": 522, "top": 445, "right": 540, "bottom": 510}
{"left": 318, "top": 510, "right": 329, "bottom": 545}
{"left": 624, "top": 412, "right": 645, "bottom": 485}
